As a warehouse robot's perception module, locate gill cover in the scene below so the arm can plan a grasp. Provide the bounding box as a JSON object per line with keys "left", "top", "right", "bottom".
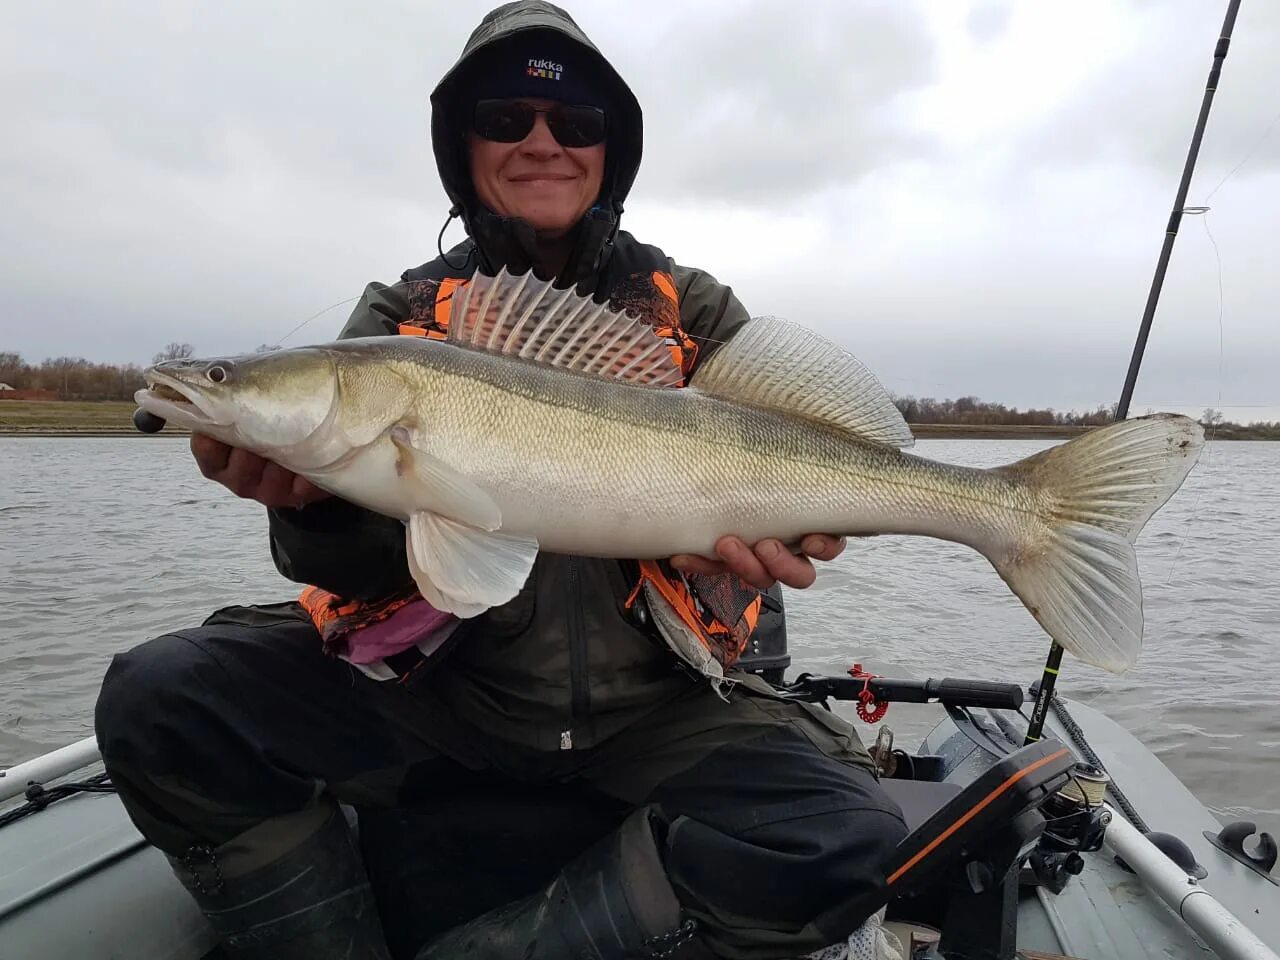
{"left": 142, "top": 349, "right": 342, "bottom": 468}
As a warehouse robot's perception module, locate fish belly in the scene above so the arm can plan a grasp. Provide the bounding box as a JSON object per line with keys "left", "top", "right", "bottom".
{"left": 398, "top": 367, "right": 1012, "bottom": 560}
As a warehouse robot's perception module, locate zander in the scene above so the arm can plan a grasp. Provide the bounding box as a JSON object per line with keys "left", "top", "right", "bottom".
{"left": 136, "top": 268, "right": 1204, "bottom": 673}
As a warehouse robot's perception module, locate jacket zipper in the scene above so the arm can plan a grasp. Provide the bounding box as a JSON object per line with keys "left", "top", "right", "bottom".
{"left": 564, "top": 556, "right": 588, "bottom": 749}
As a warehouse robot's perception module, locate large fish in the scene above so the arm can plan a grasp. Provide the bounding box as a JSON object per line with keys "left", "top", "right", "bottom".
{"left": 136, "top": 268, "right": 1203, "bottom": 673}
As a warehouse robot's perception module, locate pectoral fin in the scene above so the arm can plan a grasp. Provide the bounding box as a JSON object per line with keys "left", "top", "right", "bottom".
{"left": 390, "top": 425, "right": 501, "bottom": 531}
{"left": 405, "top": 511, "right": 539, "bottom": 618}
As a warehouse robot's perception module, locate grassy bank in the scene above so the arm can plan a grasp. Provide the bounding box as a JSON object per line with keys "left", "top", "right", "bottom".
{"left": 907, "top": 423, "right": 1090, "bottom": 439}
{"left": 0, "top": 401, "right": 189, "bottom": 436}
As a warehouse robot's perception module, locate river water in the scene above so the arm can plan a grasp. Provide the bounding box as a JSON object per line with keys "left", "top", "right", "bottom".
{"left": 1, "top": 436, "right": 1276, "bottom": 835}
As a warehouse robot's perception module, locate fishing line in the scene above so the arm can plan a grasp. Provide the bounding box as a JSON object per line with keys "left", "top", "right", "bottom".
{"left": 273, "top": 293, "right": 374, "bottom": 345}
{"left": 1129, "top": 101, "right": 1280, "bottom": 589}
{"left": 1131, "top": 101, "right": 1280, "bottom": 591}
{"left": 1149, "top": 90, "right": 1279, "bottom": 588}
{"left": 1202, "top": 106, "right": 1280, "bottom": 204}
{"left": 272, "top": 276, "right": 436, "bottom": 346}
{"left": 1160, "top": 206, "right": 1225, "bottom": 588}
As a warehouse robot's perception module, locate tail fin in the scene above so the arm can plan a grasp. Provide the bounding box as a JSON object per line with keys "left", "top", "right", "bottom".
{"left": 991, "top": 414, "right": 1204, "bottom": 673}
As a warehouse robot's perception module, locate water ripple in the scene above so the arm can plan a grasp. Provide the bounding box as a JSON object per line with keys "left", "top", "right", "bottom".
{"left": 2, "top": 436, "right": 1277, "bottom": 836}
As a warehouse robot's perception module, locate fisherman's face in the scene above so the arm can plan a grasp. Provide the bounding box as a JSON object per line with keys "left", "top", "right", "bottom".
{"left": 468, "top": 98, "right": 605, "bottom": 239}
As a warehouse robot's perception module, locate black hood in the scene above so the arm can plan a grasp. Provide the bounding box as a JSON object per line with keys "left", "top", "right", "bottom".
{"left": 428, "top": 2, "right": 643, "bottom": 283}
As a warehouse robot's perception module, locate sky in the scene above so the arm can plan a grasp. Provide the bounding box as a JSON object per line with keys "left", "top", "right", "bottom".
{"left": 2, "top": 0, "right": 1278, "bottom": 422}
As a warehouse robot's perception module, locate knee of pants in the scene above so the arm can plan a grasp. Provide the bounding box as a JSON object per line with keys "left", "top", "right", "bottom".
{"left": 664, "top": 803, "right": 908, "bottom": 925}
{"left": 95, "top": 630, "right": 230, "bottom": 769}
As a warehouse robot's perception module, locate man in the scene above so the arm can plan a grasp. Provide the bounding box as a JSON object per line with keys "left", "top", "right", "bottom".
{"left": 95, "top": 3, "right": 907, "bottom": 958}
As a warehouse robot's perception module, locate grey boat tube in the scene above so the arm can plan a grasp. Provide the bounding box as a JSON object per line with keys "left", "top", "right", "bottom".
{"left": 1104, "top": 805, "right": 1279, "bottom": 960}
{"left": 0, "top": 736, "right": 100, "bottom": 803}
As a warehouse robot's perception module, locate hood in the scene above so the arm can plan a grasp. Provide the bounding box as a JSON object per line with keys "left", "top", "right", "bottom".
{"left": 429, "top": 1, "right": 643, "bottom": 225}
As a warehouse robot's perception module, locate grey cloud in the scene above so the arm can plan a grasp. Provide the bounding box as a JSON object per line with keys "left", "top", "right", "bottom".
{"left": 1015, "top": 0, "right": 1280, "bottom": 184}
{"left": 625, "top": 1, "right": 941, "bottom": 204}
{"left": 1, "top": 1, "right": 447, "bottom": 199}
{"left": 0, "top": 1, "right": 481, "bottom": 365}
{"left": 0, "top": 0, "right": 943, "bottom": 366}
{"left": 966, "top": 1, "right": 1013, "bottom": 44}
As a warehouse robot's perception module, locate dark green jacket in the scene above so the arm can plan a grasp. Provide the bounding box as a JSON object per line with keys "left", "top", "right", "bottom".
{"left": 265, "top": 3, "right": 758, "bottom": 750}
{"left": 269, "top": 244, "right": 749, "bottom": 751}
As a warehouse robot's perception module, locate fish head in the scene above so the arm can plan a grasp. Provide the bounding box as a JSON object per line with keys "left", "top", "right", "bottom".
{"left": 136, "top": 347, "right": 342, "bottom": 463}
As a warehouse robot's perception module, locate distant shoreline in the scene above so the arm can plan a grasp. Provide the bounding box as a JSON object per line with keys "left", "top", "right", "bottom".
{"left": 0, "top": 400, "right": 1273, "bottom": 440}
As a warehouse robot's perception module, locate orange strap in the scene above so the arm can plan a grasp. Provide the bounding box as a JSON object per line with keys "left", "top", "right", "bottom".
{"left": 650, "top": 270, "right": 698, "bottom": 378}
{"left": 398, "top": 277, "right": 466, "bottom": 339}
{"left": 298, "top": 584, "right": 418, "bottom": 642}
{"left": 651, "top": 270, "right": 678, "bottom": 304}
{"left": 626, "top": 560, "right": 763, "bottom": 668}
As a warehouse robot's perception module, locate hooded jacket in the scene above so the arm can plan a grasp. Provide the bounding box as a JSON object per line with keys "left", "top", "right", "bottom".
{"left": 428, "top": 0, "right": 645, "bottom": 288}
{"left": 266, "top": 1, "right": 759, "bottom": 751}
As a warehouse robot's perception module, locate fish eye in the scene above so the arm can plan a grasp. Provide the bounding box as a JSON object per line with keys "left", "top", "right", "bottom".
{"left": 207, "top": 365, "right": 228, "bottom": 384}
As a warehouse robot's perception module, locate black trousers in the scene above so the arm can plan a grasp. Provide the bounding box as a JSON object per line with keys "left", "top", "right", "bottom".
{"left": 95, "top": 603, "right": 906, "bottom": 959}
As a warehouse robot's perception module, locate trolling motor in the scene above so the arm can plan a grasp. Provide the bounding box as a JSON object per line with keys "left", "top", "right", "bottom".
{"left": 1027, "top": 762, "right": 1113, "bottom": 894}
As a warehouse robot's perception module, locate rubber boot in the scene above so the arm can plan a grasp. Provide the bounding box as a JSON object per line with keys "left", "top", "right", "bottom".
{"left": 414, "top": 807, "right": 699, "bottom": 959}
{"left": 167, "top": 805, "right": 392, "bottom": 959}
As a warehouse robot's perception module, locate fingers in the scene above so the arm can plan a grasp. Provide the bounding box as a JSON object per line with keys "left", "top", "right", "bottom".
{"left": 717, "top": 536, "right": 787, "bottom": 589}
{"left": 190, "top": 434, "right": 231, "bottom": 479}
{"left": 677, "top": 537, "right": 812, "bottom": 591}
{"left": 290, "top": 474, "right": 331, "bottom": 506}
{"left": 669, "top": 553, "right": 727, "bottom": 576}
{"left": 256, "top": 460, "right": 299, "bottom": 507}
{"left": 670, "top": 533, "right": 849, "bottom": 591}
{"left": 800, "top": 534, "right": 847, "bottom": 562}
{"left": 750, "top": 538, "right": 816, "bottom": 589}
{"left": 188, "top": 434, "right": 330, "bottom": 508}
{"left": 220, "top": 447, "right": 268, "bottom": 499}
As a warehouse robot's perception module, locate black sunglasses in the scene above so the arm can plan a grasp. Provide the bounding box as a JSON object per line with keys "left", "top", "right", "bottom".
{"left": 472, "top": 98, "right": 607, "bottom": 148}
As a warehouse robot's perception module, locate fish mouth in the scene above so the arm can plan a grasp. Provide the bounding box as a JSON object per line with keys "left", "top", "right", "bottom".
{"left": 134, "top": 371, "right": 229, "bottom": 428}
{"left": 151, "top": 382, "right": 188, "bottom": 402}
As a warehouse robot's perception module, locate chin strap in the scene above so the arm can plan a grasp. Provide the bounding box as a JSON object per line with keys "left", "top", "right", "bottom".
{"left": 437, "top": 204, "right": 471, "bottom": 271}
{"left": 451, "top": 199, "right": 620, "bottom": 290}
{"left": 562, "top": 203, "right": 620, "bottom": 290}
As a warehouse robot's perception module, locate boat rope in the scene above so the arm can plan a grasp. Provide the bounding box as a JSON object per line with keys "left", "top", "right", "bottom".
{"left": 1047, "top": 694, "right": 1150, "bottom": 833}
{"left": 0, "top": 772, "right": 116, "bottom": 830}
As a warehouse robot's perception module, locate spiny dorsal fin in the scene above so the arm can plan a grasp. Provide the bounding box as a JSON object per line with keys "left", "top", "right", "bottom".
{"left": 446, "top": 268, "right": 684, "bottom": 387}
{"left": 690, "top": 317, "right": 914, "bottom": 448}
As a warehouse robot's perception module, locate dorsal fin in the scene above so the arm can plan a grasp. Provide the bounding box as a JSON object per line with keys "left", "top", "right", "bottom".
{"left": 690, "top": 317, "right": 914, "bottom": 448}
{"left": 445, "top": 268, "right": 684, "bottom": 387}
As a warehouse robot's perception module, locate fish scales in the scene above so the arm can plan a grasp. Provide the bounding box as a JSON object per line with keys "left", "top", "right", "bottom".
{"left": 135, "top": 267, "right": 1203, "bottom": 672}
{"left": 375, "top": 340, "right": 1022, "bottom": 559}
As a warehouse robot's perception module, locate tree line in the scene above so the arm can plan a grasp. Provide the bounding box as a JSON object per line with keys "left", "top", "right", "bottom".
{"left": 891, "top": 394, "right": 1119, "bottom": 427}
{"left": 890, "top": 395, "right": 1280, "bottom": 438}
{"left": 0, "top": 343, "right": 277, "bottom": 401}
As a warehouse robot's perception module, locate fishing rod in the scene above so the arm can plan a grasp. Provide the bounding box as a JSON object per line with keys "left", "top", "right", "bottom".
{"left": 1024, "top": 0, "right": 1243, "bottom": 745}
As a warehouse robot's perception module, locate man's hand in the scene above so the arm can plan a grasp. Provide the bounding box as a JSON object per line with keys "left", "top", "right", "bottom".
{"left": 670, "top": 534, "right": 847, "bottom": 590}
{"left": 191, "top": 434, "right": 331, "bottom": 509}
